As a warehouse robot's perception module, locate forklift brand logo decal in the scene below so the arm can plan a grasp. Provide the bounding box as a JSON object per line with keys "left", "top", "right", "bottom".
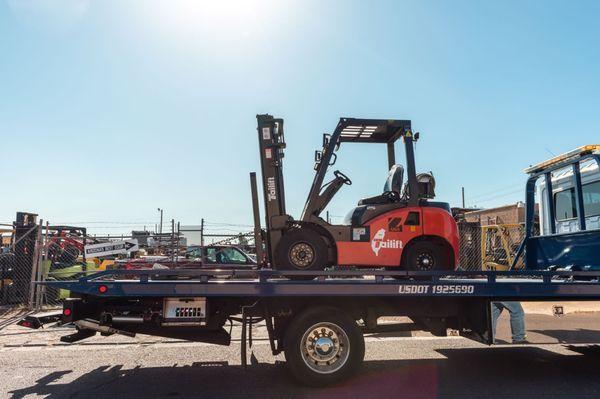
{"left": 371, "top": 229, "right": 402, "bottom": 256}
{"left": 267, "top": 177, "right": 277, "bottom": 201}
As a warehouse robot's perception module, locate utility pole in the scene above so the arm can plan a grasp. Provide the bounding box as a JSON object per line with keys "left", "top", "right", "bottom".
{"left": 170, "top": 219, "right": 175, "bottom": 262}
{"left": 200, "top": 218, "right": 206, "bottom": 265}
{"left": 176, "top": 221, "right": 180, "bottom": 264}
{"left": 461, "top": 187, "right": 465, "bottom": 208}
{"left": 157, "top": 208, "right": 163, "bottom": 235}
{"left": 200, "top": 218, "right": 205, "bottom": 247}
{"left": 157, "top": 208, "right": 164, "bottom": 252}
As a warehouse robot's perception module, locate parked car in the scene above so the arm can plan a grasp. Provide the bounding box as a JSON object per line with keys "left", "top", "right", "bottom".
{"left": 185, "top": 245, "right": 256, "bottom": 267}
{"left": 112, "top": 245, "right": 257, "bottom": 271}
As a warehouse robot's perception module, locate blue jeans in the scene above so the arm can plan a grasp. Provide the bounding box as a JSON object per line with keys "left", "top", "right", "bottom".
{"left": 492, "top": 302, "right": 526, "bottom": 342}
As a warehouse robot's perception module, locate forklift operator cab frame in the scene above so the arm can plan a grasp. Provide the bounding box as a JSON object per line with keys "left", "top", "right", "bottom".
{"left": 255, "top": 114, "right": 458, "bottom": 272}
{"left": 301, "top": 118, "right": 422, "bottom": 223}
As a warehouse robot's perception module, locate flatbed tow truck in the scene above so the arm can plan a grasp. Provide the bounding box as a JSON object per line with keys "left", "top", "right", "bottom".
{"left": 18, "top": 118, "right": 600, "bottom": 386}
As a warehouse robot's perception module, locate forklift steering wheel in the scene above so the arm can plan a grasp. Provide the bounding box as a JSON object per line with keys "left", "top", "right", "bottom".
{"left": 334, "top": 170, "right": 352, "bottom": 185}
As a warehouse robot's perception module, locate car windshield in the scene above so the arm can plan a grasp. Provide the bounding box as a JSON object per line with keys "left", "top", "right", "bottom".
{"left": 205, "top": 247, "right": 247, "bottom": 264}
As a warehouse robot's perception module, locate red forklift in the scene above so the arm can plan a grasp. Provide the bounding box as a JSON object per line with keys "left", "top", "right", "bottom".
{"left": 253, "top": 115, "right": 459, "bottom": 272}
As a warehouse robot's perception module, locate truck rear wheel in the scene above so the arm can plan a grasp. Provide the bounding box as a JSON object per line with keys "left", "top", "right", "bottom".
{"left": 274, "top": 229, "right": 329, "bottom": 272}
{"left": 284, "top": 307, "right": 364, "bottom": 387}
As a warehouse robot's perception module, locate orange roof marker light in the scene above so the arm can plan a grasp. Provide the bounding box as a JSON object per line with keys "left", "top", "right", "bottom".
{"left": 524, "top": 145, "right": 600, "bottom": 174}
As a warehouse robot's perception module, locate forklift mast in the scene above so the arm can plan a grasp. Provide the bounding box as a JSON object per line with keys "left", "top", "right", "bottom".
{"left": 256, "top": 114, "right": 289, "bottom": 261}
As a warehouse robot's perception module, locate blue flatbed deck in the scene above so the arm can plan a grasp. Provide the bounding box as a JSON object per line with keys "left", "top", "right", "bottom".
{"left": 44, "top": 269, "right": 600, "bottom": 300}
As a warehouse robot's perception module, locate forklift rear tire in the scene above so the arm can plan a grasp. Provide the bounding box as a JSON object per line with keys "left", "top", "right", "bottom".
{"left": 275, "top": 229, "right": 329, "bottom": 273}
{"left": 284, "top": 306, "right": 364, "bottom": 387}
{"left": 404, "top": 241, "right": 444, "bottom": 271}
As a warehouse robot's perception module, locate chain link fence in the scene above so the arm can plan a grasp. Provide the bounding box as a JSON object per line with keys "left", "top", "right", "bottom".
{"left": 1, "top": 212, "right": 534, "bottom": 310}
{"left": 1, "top": 221, "right": 41, "bottom": 307}
{"left": 457, "top": 221, "right": 527, "bottom": 271}
{"left": 1, "top": 215, "right": 259, "bottom": 310}
{"left": 0, "top": 216, "right": 100, "bottom": 310}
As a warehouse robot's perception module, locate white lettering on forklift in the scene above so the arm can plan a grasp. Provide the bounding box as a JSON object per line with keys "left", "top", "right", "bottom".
{"left": 371, "top": 228, "right": 403, "bottom": 256}
{"left": 398, "top": 285, "right": 429, "bottom": 294}
{"left": 267, "top": 177, "right": 277, "bottom": 201}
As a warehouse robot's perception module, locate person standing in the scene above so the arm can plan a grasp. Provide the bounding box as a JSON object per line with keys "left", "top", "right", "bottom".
{"left": 492, "top": 301, "right": 529, "bottom": 344}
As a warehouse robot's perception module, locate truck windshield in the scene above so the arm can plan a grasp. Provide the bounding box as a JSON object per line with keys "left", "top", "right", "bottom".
{"left": 554, "top": 180, "right": 600, "bottom": 221}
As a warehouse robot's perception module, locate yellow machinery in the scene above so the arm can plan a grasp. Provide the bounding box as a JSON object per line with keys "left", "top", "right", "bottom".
{"left": 481, "top": 223, "right": 525, "bottom": 271}
{"left": 89, "top": 258, "right": 115, "bottom": 271}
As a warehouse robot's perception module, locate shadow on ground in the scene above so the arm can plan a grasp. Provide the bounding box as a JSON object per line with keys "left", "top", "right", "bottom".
{"left": 8, "top": 346, "right": 600, "bottom": 399}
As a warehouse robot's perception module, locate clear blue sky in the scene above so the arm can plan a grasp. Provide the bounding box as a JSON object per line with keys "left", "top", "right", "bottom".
{"left": 1, "top": 0, "right": 599, "bottom": 235}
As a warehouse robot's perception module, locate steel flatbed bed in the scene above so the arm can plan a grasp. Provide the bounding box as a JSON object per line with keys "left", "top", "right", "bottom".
{"left": 46, "top": 269, "right": 600, "bottom": 300}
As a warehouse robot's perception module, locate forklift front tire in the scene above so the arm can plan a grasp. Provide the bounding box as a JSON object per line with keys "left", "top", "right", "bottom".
{"left": 275, "top": 229, "right": 329, "bottom": 272}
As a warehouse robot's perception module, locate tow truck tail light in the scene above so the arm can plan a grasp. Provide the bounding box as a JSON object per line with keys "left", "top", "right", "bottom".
{"left": 62, "top": 298, "right": 83, "bottom": 323}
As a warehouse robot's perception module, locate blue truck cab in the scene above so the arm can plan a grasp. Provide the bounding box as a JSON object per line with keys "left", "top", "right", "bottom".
{"left": 516, "top": 145, "right": 600, "bottom": 270}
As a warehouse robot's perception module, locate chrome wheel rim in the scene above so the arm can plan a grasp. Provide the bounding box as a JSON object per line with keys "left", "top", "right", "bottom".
{"left": 300, "top": 322, "right": 350, "bottom": 374}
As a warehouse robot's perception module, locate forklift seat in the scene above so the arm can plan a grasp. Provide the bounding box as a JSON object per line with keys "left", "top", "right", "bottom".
{"left": 357, "top": 165, "right": 404, "bottom": 206}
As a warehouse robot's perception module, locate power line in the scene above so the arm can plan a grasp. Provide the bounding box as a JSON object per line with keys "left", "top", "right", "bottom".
{"left": 61, "top": 221, "right": 157, "bottom": 225}
{"left": 203, "top": 222, "right": 254, "bottom": 228}
{"left": 467, "top": 183, "right": 522, "bottom": 201}
{"left": 472, "top": 188, "right": 523, "bottom": 205}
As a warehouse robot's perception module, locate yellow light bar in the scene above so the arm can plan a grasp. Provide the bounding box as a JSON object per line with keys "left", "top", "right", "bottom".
{"left": 524, "top": 144, "right": 600, "bottom": 174}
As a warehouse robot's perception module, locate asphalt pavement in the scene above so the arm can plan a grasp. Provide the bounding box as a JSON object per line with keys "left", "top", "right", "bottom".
{"left": 2, "top": 314, "right": 600, "bottom": 399}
